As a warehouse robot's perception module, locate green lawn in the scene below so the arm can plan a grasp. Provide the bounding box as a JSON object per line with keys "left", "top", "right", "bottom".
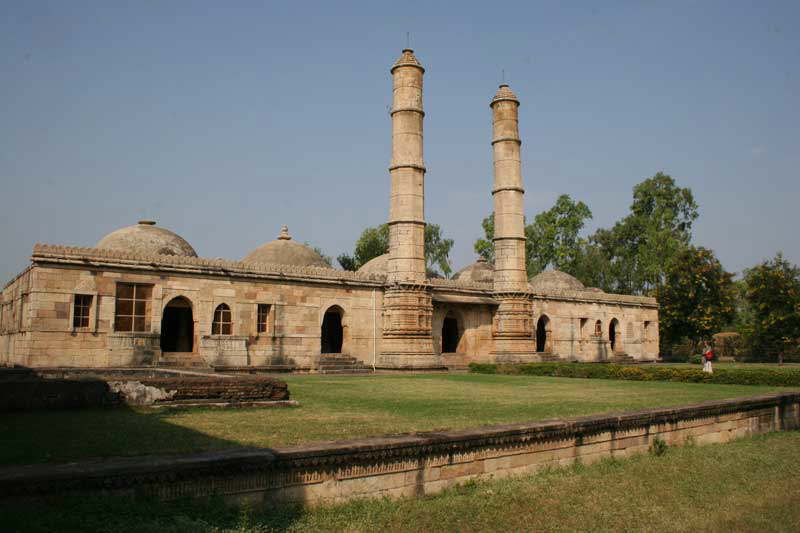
{"left": 1, "top": 373, "right": 795, "bottom": 465}
{"left": 4, "top": 431, "right": 799, "bottom": 532}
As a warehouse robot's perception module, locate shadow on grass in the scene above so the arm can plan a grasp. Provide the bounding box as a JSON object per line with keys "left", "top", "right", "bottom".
{"left": 0, "top": 371, "right": 310, "bottom": 532}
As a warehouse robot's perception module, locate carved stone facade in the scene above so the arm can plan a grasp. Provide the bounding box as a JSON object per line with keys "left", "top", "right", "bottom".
{"left": 0, "top": 49, "right": 659, "bottom": 370}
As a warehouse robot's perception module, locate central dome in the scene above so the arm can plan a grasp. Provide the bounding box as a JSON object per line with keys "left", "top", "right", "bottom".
{"left": 452, "top": 258, "right": 494, "bottom": 283}
{"left": 243, "top": 225, "right": 330, "bottom": 268}
{"left": 96, "top": 220, "right": 197, "bottom": 257}
{"left": 529, "top": 270, "right": 585, "bottom": 291}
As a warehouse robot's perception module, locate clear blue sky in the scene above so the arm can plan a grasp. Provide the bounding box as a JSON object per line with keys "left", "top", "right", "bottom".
{"left": 2, "top": 0, "right": 798, "bottom": 282}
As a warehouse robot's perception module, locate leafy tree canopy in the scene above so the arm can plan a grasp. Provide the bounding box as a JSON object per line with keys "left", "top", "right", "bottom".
{"left": 742, "top": 253, "right": 800, "bottom": 358}
{"left": 338, "top": 223, "right": 454, "bottom": 278}
{"left": 474, "top": 194, "right": 592, "bottom": 278}
{"left": 656, "top": 246, "right": 736, "bottom": 354}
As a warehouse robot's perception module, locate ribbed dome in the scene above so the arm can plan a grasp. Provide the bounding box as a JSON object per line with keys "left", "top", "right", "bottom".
{"left": 356, "top": 253, "right": 389, "bottom": 274}
{"left": 452, "top": 258, "right": 494, "bottom": 283}
{"left": 529, "top": 270, "right": 585, "bottom": 291}
{"left": 96, "top": 220, "right": 197, "bottom": 257}
{"left": 242, "top": 225, "right": 330, "bottom": 268}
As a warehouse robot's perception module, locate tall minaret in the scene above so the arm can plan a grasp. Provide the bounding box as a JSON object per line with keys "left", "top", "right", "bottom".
{"left": 387, "top": 48, "right": 427, "bottom": 283}
{"left": 490, "top": 84, "right": 535, "bottom": 360}
{"left": 378, "top": 49, "right": 437, "bottom": 368}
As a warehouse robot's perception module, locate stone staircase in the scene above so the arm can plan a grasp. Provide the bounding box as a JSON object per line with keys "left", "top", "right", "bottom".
{"left": 317, "top": 354, "right": 373, "bottom": 374}
{"left": 157, "top": 352, "right": 210, "bottom": 369}
{"left": 609, "top": 353, "right": 636, "bottom": 365}
{"left": 538, "top": 353, "right": 562, "bottom": 362}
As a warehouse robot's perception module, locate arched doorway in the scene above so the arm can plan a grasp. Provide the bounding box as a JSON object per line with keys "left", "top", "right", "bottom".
{"left": 321, "top": 306, "right": 344, "bottom": 354}
{"left": 536, "top": 315, "right": 550, "bottom": 352}
{"left": 441, "top": 312, "right": 461, "bottom": 353}
{"left": 160, "top": 297, "right": 193, "bottom": 352}
{"left": 609, "top": 318, "right": 619, "bottom": 352}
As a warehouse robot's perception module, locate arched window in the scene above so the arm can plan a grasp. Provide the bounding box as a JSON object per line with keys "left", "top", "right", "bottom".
{"left": 594, "top": 320, "right": 602, "bottom": 337}
{"left": 212, "top": 303, "right": 232, "bottom": 335}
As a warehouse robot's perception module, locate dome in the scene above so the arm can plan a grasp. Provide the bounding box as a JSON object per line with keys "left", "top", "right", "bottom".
{"left": 357, "top": 253, "right": 389, "bottom": 275}
{"left": 529, "top": 270, "right": 585, "bottom": 291}
{"left": 452, "top": 258, "right": 494, "bottom": 283}
{"left": 242, "top": 225, "right": 330, "bottom": 268}
{"left": 96, "top": 220, "right": 197, "bottom": 257}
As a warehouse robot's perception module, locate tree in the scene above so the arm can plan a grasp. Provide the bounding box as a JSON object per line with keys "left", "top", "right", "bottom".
{"left": 339, "top": 223, "right": 454, "bottom": 277}
{"left": 425, "top": 224, "right": 454, "bottom": 278}
{"left": 307, "top": 244, "right": 333, "bottom": 267}
{"left": 655, "top": 246, "right": 736, "bottom": 355}
{"left": 590, "top": 172, "right": 698, "bottom": 295}
{"left": 742, "top": 253, "right": 800, "bottom": 361}
{"left": 526, "top": 194, "right": 592, "bottom": 276}
{"left": 473, "top": 194, "right": 592, "bottom": 278}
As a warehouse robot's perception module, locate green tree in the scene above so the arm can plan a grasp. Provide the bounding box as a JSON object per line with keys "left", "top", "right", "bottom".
{"left": 526, "top": 194, "right": 592, "bottom": 276}
{"left": 339, "top": 223, "right": 454, "bottom": 277}
{"left": 742, "top": 253, "right": 800, "bottom": 361}
{"left": 591, "top": 172, "right": 698, "bottom": 295}
{"left": 474, "top": 214, "right": 495, "bottom": 264}
{"left": 473, "top": 195, "right": 592, "bottom": 278}
{"left": 655, "top": 246, "right": 736, "bottom": 355}
{"left": 307, "top": 244, "right": 333, "bottom": 267}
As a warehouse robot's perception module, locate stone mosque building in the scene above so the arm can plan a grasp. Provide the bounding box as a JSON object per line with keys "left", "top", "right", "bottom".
{"left": 0, "top": 50, "right": 659, "bottom": 370}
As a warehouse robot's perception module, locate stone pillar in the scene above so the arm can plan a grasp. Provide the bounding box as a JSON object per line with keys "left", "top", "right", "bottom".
{"left": 490, "top": 84, "right": 536, "bottom": 361}
{"left": 378, "top": 49, "right": 437, "bottom": 369}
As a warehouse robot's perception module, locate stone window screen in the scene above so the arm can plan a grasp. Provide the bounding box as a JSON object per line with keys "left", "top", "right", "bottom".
{"left": 73, "top": 294, "right": 92, "bottom": 329}
{"left": 256, "top": 304, "right": 270, "bottom": 334}
{"left": 594, "top": 320, "right": 602, "bottom": 337}
{"left": 212, "top": 303, "right": 232, "bottom": 335}
{"left": 114, "top": 283, "right": 152, "bottom": 332}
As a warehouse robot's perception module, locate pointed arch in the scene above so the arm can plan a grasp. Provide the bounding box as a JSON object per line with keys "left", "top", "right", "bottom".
{"left": 212, "top": 303, "right": 232, "bottom": 335}
{"left": 161, "top": 296, "right": 194, "bottom": 352}
{"left": 321, "top": 305, "right": 344, "bottom": 354}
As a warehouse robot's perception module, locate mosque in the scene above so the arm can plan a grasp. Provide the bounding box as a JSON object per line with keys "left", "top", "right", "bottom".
{"left": 0, "top": 50, "right": 659, "bottom": 370}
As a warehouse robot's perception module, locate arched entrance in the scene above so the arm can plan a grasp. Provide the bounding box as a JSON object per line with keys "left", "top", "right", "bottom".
{"left": 160, "top": 297, "right": 193, "bottom": 352}
{"left": 321, "top": 306, "right": 344, "bottom": 354}
{"left": 441, "top": 312, "right": 461, "bottom": 353}
{"left": 609, "top": 318, "right": 619, "bottom": 352}
{"left": 536, "top": 315, "right": 550, "bottom": 352}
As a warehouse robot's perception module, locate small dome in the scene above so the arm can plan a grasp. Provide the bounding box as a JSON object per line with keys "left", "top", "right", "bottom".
{"left": 491, "top": 83, "right": 519, "bottom": 106}
{"left": 453, "top": 258, "right": 494, "bottom": 283}
{"left": 391, "top": 48, "right": 424, "bottom": 73}
{"left": 529, "top": 270, "right": 585, "bottom": 291}
{"left": 243, "top": 225, "right": 330, "bottom": 268}
{"left": 357, "top": 253, "right": 389, "bottom": 274}
{"left": 96, "top": 220, "right": 197, "bottom": 257}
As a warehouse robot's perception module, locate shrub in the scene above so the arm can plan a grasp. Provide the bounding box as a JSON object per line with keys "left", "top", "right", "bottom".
{"left": 690, "top": 355, "right": 703, "bottom": 365}
{"left": 468, "top": 362, "right": 800, "bottom": 387}
{"left": 649, "top": 437, "right": 668, "bottom": 456}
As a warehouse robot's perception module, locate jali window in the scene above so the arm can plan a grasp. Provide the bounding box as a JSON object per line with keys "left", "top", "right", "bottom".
{"left": 114, "top": 283, "right": 152, "bottom": 332}
{"left": 257, "top": 304, "right": 270, "bottom": 334}
{"left": 73, "top": 294, "right": 92, "bottom": 328}
{"left": 212, "top": 303, "right": 232, "bottom": 335}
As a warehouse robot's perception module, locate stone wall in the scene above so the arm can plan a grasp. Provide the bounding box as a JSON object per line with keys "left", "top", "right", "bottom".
{"left": 2, "top": 392, "right": 796, "bottom": 505}
{"left": 0, "top": 246, "right": 659, "bottom": 367}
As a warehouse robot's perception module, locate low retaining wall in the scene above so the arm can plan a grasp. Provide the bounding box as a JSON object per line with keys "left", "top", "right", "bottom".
{"left": 2, "top": 392, "right": 798, "bottom": 506}
{"left": 0, "top": 369, "right": 289, "bottom": 411}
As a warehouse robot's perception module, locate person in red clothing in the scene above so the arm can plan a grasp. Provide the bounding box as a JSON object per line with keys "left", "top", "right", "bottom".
{"left": 702, "top": 341, "right": 714, "bottom": 374}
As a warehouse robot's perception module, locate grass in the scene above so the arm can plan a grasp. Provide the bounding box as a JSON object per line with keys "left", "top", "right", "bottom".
{"left": 3, "top": 430, "right": 800, "bottom": 532}
{"left": 1, "top": 373, "right": 795, "bottom": 465}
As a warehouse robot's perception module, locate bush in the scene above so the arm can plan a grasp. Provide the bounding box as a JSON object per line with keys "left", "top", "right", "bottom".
{"left": 467, "top": 362, "right": 800, "bottom": 387}
{"left": 690, "top": 355, "right": 703, "bottom": 365}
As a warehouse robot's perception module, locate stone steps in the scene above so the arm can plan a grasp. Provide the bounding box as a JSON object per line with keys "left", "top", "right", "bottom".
{"left": 157, "top": 353, "right": 209, "bottom": 369}
{"left": 609, "top": 353, "right": 636, "bottom": 365}
{"left": 318, "top": 354, "right": 373, "bottom": 374}
{"left": 538, "top": 353, "right": 562, "bottom": 362}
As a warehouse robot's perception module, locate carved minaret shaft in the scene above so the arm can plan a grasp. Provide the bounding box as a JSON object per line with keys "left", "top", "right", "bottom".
{"left": 378, "top": 49, "right": 436, "bottom": 368}
{"left": 388, "top": 48, "right": 427, "bottom": 284}
{"left": 490, "top": 84, "right": 535, "bottom": 359}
